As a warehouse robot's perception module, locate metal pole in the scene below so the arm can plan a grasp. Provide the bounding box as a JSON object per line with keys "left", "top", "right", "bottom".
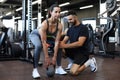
{"left": 117, "top": 11, "right": 120, "bottom": 45}
{"left": 38, "top": 0, "right": 42, "bottom": 28}
{"left": 28, "top": 0, "right": 32, "bottom": 33}
{"left": 22, "top": 0, "right": 27, "bottom": 58}
{"left": 27, "top": 0, "right": 33, "bottom": 60}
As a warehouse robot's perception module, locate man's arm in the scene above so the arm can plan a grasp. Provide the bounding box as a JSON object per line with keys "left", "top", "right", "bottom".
{"left": 61, "top": 36, "right": 87, "bottom": 48}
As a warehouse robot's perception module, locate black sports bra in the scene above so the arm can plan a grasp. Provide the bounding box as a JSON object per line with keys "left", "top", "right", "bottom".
{"left": 46, "top": 19, "right": 58, "bottom": 41}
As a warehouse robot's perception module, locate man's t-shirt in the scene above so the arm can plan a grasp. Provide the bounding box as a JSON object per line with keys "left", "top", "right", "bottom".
{"left": 66, "top": 23, "right": 89, "bottom": 54}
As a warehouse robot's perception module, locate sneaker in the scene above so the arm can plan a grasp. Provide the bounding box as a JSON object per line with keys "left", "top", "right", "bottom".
{"left": 55, "top": 66, "right": 67, "bottom": 75}
{"left": 32, "top": 68, "right": 40, "bottom": 79}
{"left": 38, "top": 61, "right": 43, "bottom": 66}
{"left": 90, "top": 57, "right": 97, "bottom": 72}
{"left": 65, "top": 63, "right": 73, "bottom": 70}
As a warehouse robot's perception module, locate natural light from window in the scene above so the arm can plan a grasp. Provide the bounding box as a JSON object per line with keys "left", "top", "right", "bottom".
{"left": 82, "top": 20, "right": 96, "bottom": 30}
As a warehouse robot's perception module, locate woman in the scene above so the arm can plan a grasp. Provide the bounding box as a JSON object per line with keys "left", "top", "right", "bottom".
{"left": 30, "top": 4, "right": 67, "bottom": 79}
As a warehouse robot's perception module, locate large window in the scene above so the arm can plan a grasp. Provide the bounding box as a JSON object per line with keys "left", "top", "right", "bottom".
{"left": 100, "top": 1, "right": 107, "bottom": 24}
{"left": 82, "top": 18, "right": 96, "bottom": 30}
{"left": 3, "top": 19, "right": 14, "bottom": 28}
{"left": 18, "top": 20, "right": 36, "bottom": 32}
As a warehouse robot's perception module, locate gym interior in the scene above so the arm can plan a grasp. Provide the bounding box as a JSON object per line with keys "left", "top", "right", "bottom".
{"left": 0, "top": 0, "right": 120, "bottom": 80}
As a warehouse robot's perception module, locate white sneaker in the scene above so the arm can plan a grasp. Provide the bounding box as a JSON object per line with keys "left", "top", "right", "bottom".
{"left": 90, "top": 57, "right": 97, "bottom": 72}
{"left": 65, "top": 63, "right": 73, "bottom": 70}
{"left": 38, "top": 61, "right": 43, "bottom": 66}
{"left": 55, "top": 66, "right": 67, "bottom": 75}
{"left": 32, "top": 68, "right": 40, "bottom": 79}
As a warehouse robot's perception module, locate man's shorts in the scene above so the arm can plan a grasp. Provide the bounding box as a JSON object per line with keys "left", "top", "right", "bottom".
{"left": 65, "top": 48, "right": 89, "bottom": 65}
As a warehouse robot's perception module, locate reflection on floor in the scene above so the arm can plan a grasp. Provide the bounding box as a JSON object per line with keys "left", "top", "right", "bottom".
{"left": 0, "top": 55, "right": 120, "bottom": 80}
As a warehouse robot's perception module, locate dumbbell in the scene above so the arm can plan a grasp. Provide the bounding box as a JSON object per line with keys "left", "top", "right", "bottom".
{"left": 46, "top": 65, "right": 55, "bottom": 77}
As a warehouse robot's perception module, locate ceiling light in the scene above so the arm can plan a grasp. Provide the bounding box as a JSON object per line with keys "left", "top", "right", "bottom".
{"left": 16, "top": 7, "right": 22, "bottom": 11}
{"left": 15, "top": 0, "right": 38, "bottom": 12}
{"left": 60, "top": 10, "right": 68, "bottom": 14}
{"left": 6, "top": 12, "right": 12, "bottom": 16}
{"left": 15, "top": 16, "right": 21, "bottom": 19}
{"left": 80, "top": 5, "right": 93, "bottom": 9}
{"left": 32, "top": 17, "right": 37, "bottom": 20}
{"left": 59, "top": 2, "right": 70, "bottom": 7}
{"left": 32, "top": 0, "right": 38, "bottom": 5}
{"left": 0, "top": 0, "right": 7, "bottom": 3}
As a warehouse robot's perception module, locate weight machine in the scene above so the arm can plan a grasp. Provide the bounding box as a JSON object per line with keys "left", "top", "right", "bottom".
{"left": 96, "top": 0, "right": 117, "bottom": 58}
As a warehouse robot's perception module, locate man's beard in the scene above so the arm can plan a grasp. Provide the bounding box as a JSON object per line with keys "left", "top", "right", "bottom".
{"left": 69, "top": 21, "right": 76, "bottom": 27}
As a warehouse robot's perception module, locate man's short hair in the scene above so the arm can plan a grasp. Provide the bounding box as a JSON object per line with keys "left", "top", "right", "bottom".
{"left": 66, "top": 10, "right": 77, "bottom": 16}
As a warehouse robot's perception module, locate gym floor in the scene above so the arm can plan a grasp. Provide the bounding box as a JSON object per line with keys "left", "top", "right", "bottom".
{"left": 0, "top": 55, "right": 120, "bottom": 80}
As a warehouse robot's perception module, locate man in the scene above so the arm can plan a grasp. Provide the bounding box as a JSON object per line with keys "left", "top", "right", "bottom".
{"left": 60, "top": 10, "right": 97, "bottom": 75}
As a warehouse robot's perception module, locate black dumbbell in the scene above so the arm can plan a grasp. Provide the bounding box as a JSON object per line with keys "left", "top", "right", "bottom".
{"left": 46, "top": 65, "right": 55, "bottom": 77}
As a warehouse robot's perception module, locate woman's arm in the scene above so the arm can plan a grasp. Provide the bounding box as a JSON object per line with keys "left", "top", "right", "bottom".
{"left": 53, "top": 23, "right": 63, "bottom": 58}
{"left": 39, "top": 21, "right": 49, "bottom": 59}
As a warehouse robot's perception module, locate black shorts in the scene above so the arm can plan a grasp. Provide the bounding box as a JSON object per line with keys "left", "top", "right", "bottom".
{"left": 65, "top": 48, "right": 89, "bottom": 65}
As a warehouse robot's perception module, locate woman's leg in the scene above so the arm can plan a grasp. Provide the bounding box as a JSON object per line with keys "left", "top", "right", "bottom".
{"left": 55, "top": 48, "right": 67, "bottom": 75}
{"left": 29, "top": 34, "right": 42, "bottom": 78}
{"left": 30, "top": 34, "right": 42, "bottom": 68}
{"left": 56, "top": 48, "right": 62, "bottom": 66}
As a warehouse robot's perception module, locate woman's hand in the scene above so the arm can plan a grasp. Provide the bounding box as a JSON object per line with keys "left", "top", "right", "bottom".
{"left": 45, "top": 56, "right": 51, "bottom": 68}
{"left": 52, "top": 56, "right": 56, "bottom": 66}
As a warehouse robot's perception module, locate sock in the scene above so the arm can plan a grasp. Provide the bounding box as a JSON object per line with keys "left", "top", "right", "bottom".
{"left": 84, "top": 59, "right": 91, "bottom": 67}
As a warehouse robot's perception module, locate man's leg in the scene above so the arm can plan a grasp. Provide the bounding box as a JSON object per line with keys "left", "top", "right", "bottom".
{"left": 77, "top": 59, "right": 92, "bottom": 73}
{"left": 70, "top": 59, "right": 91, "bottom": 75}
{"left": 70, "top": 63, "right": 80, "bottom": 75}
{"left": 69, "top": 53, "right": 89, "bottom": 76}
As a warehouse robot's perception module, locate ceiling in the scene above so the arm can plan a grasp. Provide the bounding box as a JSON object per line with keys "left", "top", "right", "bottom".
{"left": 0, "top": 0, "right": 102, "bottom": 19}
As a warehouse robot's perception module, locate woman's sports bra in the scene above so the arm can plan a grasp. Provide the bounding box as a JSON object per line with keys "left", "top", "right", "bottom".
{"left": 46, "top": 19, "right": 58, "bottom": 41}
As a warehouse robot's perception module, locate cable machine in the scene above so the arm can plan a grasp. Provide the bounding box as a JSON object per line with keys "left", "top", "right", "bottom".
{"left": 97, "top": 0, "right": 116, "bottom": 58}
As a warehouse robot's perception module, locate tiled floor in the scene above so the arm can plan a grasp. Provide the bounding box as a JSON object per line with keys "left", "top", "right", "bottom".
{"left": 0, "top": 55, "right": 120, "bottom": 80}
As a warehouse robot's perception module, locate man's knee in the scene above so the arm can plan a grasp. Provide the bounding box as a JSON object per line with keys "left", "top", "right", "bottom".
{"left": 70, "top": 64, "right": 80, "bottom": 76}
{"left": 70, "top": 70, "right": 78, "bottom": 76}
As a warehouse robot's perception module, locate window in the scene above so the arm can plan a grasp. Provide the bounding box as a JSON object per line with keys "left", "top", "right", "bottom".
{"left": 82, "top": 18, "right": 96, "bottom": 30}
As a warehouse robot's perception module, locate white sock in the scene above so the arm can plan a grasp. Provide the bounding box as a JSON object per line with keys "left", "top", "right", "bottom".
{"left": 84, "top": 59, "right": 91, "bottom": 67}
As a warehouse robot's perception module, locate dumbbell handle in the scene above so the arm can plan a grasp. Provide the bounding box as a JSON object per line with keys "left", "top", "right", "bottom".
{"left": 46, "top": 65, "right": 56, "bottom": 70}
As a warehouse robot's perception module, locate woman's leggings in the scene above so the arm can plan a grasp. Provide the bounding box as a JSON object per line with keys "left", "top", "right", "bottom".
{"left": 29, "top": 33, "right": 62, "bottom": 68}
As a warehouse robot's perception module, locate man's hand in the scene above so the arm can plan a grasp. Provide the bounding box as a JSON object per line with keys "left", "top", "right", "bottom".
{"left": 59, "top": 41, "right": 66, "bottom": 48}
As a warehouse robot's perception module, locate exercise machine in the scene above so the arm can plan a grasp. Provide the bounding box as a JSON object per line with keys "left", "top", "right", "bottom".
{"left": 97, "top": 0, "right": 116, "bottom": 58}
{"left": 0, "top": 27, "right": 22, "bottom": 61}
